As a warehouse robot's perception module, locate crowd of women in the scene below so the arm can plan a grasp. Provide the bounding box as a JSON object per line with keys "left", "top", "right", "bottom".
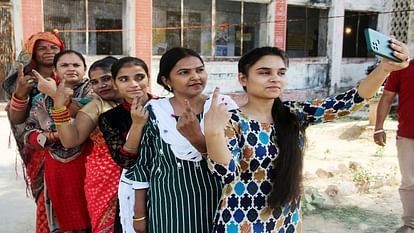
{"left": 3, "top": 31, "right": 410, "bottom": 233}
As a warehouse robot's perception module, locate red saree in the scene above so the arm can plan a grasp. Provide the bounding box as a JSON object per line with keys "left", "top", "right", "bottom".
{"left": 44, "top": 140, "right": 92, "bottom": 231}
{"left": 85, "top": 129, "right": 121, "bottom": 233}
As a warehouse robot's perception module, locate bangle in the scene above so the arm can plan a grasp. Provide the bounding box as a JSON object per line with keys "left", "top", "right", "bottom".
{"left": 373, "top": 129, "right": 385, "bottom": 135}
{"left": 48, "top": 131, "right": 59, "bottom": 143}
{"left": 50, "top": 106, "right": 71, "bottom": 126}
{"left": 123, "top": 145, "right": 138, "bottom": 152}
{"left": 132, "top": 216, "right": 146, "bottom": 222}
{"left": 10, "top": 93, "right": 29, "bottom": 111}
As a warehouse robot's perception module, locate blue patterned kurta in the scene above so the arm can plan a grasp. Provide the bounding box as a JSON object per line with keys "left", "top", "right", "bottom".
{"left": 208, "top": 88, "right": 365, "bottom": 233}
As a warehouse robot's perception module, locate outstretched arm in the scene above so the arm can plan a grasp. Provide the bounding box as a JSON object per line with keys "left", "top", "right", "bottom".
{"left": 357, "top": 38, "right": 409, "bottom": 99}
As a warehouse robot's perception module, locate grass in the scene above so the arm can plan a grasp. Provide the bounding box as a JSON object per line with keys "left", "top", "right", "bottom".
{"left": 307, "top": 206, "right": 400, "bottom": 233}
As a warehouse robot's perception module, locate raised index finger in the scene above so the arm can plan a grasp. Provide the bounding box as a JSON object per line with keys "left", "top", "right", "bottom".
{"left": 31, "top": 69, "right": 46, "bottom": 82}
{"left": 18, "top": 63, "right": 24, "bottom": 78}
{"left": 184, "top": 99, "right": 193, "bottom": 114}
{"left": 211, "top": 87, "right": 220, "bottom": 106}
{"left": 131, "top": 96, "right": 139, "bottom": 109}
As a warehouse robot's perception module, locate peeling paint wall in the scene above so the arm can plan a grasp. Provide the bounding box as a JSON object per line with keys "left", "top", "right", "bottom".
{"left": 344, "top": 0, "right": 387, "bottom": 12}
{"left": 285, "top": 60, "right": 328, "bottom": 90}
{"left": 340, "top": 58, "right": 377, "bottom": 88}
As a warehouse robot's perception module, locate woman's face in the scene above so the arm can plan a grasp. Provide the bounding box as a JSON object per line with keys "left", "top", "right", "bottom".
{"left": 54, "top": 53, "right": 86, "bottom": 86}
{"left": 34, "top": 40, "right": 61, "bottom": 66}
{"left": 90, "top": 68, "right": 118, "bottom": 100}
{"left": 164, "top": 56, "right": 207, "bottom": 98}
{"left": 239, "top": 55, "right": 287, "bottom": 99}
{"left": 114, "top": 64, "right": 149, "bottom": 103}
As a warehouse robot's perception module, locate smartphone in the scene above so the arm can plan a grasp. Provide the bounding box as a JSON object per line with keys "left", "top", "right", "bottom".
{"left": 364, "top": 28, "right": 402, "bottom": 62}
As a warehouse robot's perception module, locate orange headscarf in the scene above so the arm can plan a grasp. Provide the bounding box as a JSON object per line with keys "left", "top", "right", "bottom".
{"left": 3, "top": 31, "right": 65, "bottom": 99}
{"left": 17, "top": 31, "right": 65, "bottom": 71}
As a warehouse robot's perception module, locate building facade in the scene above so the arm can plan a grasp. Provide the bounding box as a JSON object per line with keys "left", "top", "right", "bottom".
{"left": 1, "top": 0, "right": 414, "bottom": 100}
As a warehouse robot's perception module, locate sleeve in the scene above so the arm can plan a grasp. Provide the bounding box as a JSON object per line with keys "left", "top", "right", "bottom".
{"left": 79, "top": 98, "right": 101, "bottom": 125}
{"left": 98, "top": 112, "right": 138, "bottom": 168}
{"left": 207, "top": 113, "right": 241, "bottom": 184}
{"left": 124, "top": 115, "right": 155, "bottom": 189}
{"left": 23, "top": 94, "right": 48, "bottom": 149}
{"left": 72, "top": 80, "right": 96, "bottom": 108}
{"left": 284, "top": 87, "right": 365, "bottom": 125}
{"left": 384, "top": 71, "right": 400, "bottom": 93}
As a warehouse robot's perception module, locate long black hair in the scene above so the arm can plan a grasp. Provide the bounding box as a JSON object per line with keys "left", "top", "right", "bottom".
{"left": 156, "top": 47, "right": 204, "bottom": 92}
{"left": 238, "top": 46, "right": 305, "bottom": 208}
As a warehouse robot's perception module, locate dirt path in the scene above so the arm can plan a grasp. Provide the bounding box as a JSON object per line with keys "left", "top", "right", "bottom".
{"left": 302, "top": 118, "right": 402, "bottom": 233}
{"left": 0, "top": 113, "right": 35, "bottom": 233}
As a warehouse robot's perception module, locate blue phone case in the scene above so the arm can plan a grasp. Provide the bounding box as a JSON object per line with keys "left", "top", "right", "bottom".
{"left": 364, "top": 28, "right": 402, "bottom": 62}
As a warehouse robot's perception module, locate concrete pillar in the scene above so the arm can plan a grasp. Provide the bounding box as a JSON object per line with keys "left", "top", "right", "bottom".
{"left": 123, "top": 0, "right": 136, "bottom": 57}
{"left": 408, "top": 0, "right": 414, "bottom": 56}
{"left": 12, "top": 0, "right": 23, "bottom": 58}
{"left": 326, "top": 0, "right": 344, "bottom": 95}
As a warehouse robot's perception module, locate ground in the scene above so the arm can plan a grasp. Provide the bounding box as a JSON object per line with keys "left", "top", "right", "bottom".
{"left": 302, "top": 115, "right": 402, "bottom": 233}
{"left": 0, "top": 109, "right": 403, "bottom": 233}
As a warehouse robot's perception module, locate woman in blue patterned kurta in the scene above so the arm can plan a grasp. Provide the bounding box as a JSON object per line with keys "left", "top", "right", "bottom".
{"left": 204, "top": 46, "right": 397, "bottom": 232}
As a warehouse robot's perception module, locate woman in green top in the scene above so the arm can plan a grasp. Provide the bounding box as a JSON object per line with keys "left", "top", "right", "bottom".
{"left": 125, "top": 47, "right": 237, "bottom": 233}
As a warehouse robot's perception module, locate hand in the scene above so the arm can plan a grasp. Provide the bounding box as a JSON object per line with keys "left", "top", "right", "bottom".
{"left": 131, "top": 96, "right": 149, "bottom": 127}
{"left": 204, "top": 87, "right": 231, "bottom": 136}
{"left": 379, "top": 38, "right": 410, "bottom": 73}
{"left": 32, "top": 70, "right": 57, "bottom": 98}
{"left": 373, "top": 131, "right": 386, "bottom": 146}
{"left": 53, "top": 79, "right": 73, "bottom": 108}
{"left": 176, "top": 99, "right": 204, "bottom": 141}
{"left": 14, "top": 63, "right": 35, "bottom": 99}
{"left": 133, "top": 219, "right": 147, "bottom": 233}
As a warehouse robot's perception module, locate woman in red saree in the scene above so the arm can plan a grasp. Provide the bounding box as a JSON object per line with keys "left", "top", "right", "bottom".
{"left": 3, "top": 31, "right": 64, "bottom": 233}
{"left": 24, "top": 50, "right": 94, "bottom": 232}
{"left": 52, "top": 56, "right": 123, "bottom": 232}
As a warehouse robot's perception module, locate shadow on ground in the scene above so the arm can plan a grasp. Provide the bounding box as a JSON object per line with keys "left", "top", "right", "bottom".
{"left": 303, "top": 206, "right": 400, "bottom": 233}
{"left": 0, "top": 163, "right": 36, "bottom": 233}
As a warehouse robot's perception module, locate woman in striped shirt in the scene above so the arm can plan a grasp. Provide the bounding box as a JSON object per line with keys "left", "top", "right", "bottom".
{"left": 125, "top": 47, "right": 237, "bottom": 233}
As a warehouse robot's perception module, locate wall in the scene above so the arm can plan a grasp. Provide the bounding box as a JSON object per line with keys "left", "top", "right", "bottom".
{"left": 344, "top": 0, "right": 387, "bottom": 12}
{"left": 21, "top": 0, "right": 43, "bottom": 41}
{"left": 340, "top": 58, "right": 377, "bottom": 88}
{"left": 150, "top": 58, "right": 331, "bottom": 99}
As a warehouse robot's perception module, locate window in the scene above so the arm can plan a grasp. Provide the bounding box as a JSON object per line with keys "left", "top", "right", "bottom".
{"left": 44, "top": 0, "right": 123, "bottom": 55}
{"left": 342, "top": 11, "right": 378, "bottom": 58}
{"left": 286, "top": 6, "right": 328, "bottom": 58}
{"left": 152, "top": 0, "right": 266, "bottom": 57}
